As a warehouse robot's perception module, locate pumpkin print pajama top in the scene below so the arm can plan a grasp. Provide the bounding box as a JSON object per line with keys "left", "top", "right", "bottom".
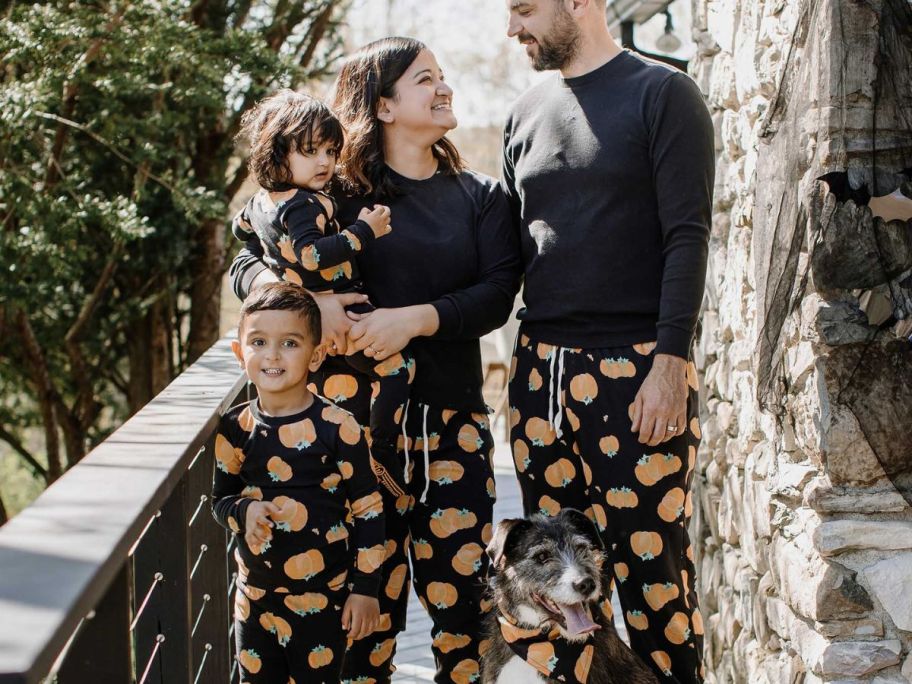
{"left": 211, "top": 395, "right": 385, "bottom": 683}
{"left": 502, "top": 50, "right": 715, "bottom": 683}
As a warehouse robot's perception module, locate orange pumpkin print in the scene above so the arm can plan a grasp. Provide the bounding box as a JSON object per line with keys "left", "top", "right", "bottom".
{"left": 606, "top": 487, "right": 639, "bottom": 509}
{"left": 328, "top": 570, "right": 347, "bottom": 591}
{"left": 384, "top": 538, "right": 397, "bottom": 560}
{"left": 283, "top": 268, "right": 303, "bottom": 285}
{"left": 692, "top": 607, "right": 704, "bottom": 635}
{"left": 458, "top": 424, "right": 483, "bottom": 452}
{"left": 339, "top": 414, "right": 363, "bottom": 446}
{"left": 600, "top": 357, "right": 636, "bottom": 379}
{"left": 486, "top": 477, "right": 496, "bottom": 498}
{"left": 239, "top": 649, "right": 262, "bottom": 674}
{"left": 684, "top": 491, "right": 693, "bottom": 518}
{"left": 319, "top": 261, "right": 352, "bottom": 283}
{"left": 215, "top": 433, "right": 244, "bottom": 474}
{"left": 241, "top": 485, "right": 263, "bottom": 500}
{"left": 227, "top": 515, "right": 240, "bottom": 533}
{"left": 426, "top": 581, "right": 458, "bottom": 608}
{"left": 510, "top": 406, "right": 521, "bottom": 428}
{"left": 586, "top": 503, "right": 607, "bottom": 532}
{"left": 643, "top": 582, "right": 680, "bottom": 611}
{"left": 413, "top": 538, "right": 433, "bottom": 560}
{"left": 582, "top": 458, "right": 592, "bottom": 485}
{"left": 357, "top": 544, "right": 386, "bottom": 573}
{"left": 429, "top": 460, "right": 465, "bottom": 484}
{"left": 570, "top": 373, "right": 598, "bottom": 404}
{"left": 599, "top": 435, "right": 619, "bottom": 457}
{"left": 634, "top": 452, "right": 682, "bottom": 486}
{"left": 234, "top": 590, "right": 250, "bottom": 621}
{"left": 278, "top": 418, "right": 317, "bottom": 450}
{"left": 650, "top": 650, "right": 672, "bottom": 676}
{"left": 341, "top": 229, "right": 362, "bottom": 252}
{"left": 520, "top": 334, "right": 530, "bottom": 347}
{"left": 631, "top": 531, "right": 663, "bottom": 560}
{"left": 525, "top": 417, "right": 556, "bottom": 447}
{"left": 296, "top": 243, "right": 317, "bottom": 271}
{"left": 529, "top": 367, "right": 543, "bottom": 391}
{"left": 536, "top": 343, "right": 553, "bottom": 360}
{"left": 686, "top": 361, "right": 698, "bottom": 390}
{"left": 658, "top": 488, "right": 686, "bottom": 522}
{"left": 324, "top": 374, "right": 359, "bottom": 402}
{"left": 369, "top": 639, "right": 396, "bottom": 667}
{"left": 321, "top": 472, "right": 342, "bottom": 493}
{"left": 267, "top": 456, "right": 293, "bottom": 482}
{"left": 284, "top": 592, "right": 327, "bottom": 616}
{"left": 452, "top": 658, "right": 480, "bottom": 684}
{"left": 538, "top": 495, "right": 561, "bottom": 516}
{"left": 259, "top": 612, "right": 292, "bottom": 646}
{"left": 690, "top": 416, "right": 702, "bottom": 439}
{"left": 284, "top": 549, "right": 325, "bottom": 580}
{"left": 429, "top": 508, "right": 477, "bottom": 538}
{"left": 627, "top": 610, "right": 649, "bottom": 631}
{"left": 337, "top": 460, "right": 354, "bottom": 480}
{"left": 575, "top": 644, "right": 594, "bottom": 682}
{"left": 544, "top": 458, "right": 576, "bottom": 488}
{"left": 599, "top": 597, "right": 613, "bottom": 620}
{"left": 378, "top": 613, "right": 392, "bottom": 632}
{"left": 614, "top": 562, "right": 629, "bottom": 583}
{"left": 687, "top": 445, "right": 696, "bottom": 474}
{"left": 433, "top": 631, "right": 471, "bottom": 654}
{"left": 481, "top": 523, "right": 493, "bottom": 545}
{"left": 633, "top": 341, "right": 657, "bottom": 355}
{"left": 527, "top": 642, "right": 557, "bottom": 673}
{"left": 394, "top": 494, "right": 412, "bottom": 515}
{"left": 386, "top": 564, "right": 408, "bottom": 600}
{"left": 664, "top": 612, "right": 691, "bottom": 645}
{"left": 351, "top": 491, "right": 383, "bottom": 519}
{"left": 238, "top": 406, "right": 256, "bottom": 432}
{"left": 270, "top": 496, "right": 308, "bottom": 532}
{"left": 452, "top": 543, "right": 484, "bottom": 576}
{"left": 308, "top": 645, "right": 334, "bottom": 668}
{"left": 375, "top": 353, "right": 413, "bottom": 379}
{"left": 513, "top": 439, "right": 531, "bottom": 473}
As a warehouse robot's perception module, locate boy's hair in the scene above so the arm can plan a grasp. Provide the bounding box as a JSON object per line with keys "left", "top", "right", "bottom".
{"left": 238, "top": 283, "right": 322, "bottom": 345}
{"left": 238, "top": 90, "right": 345, "bottom": 192}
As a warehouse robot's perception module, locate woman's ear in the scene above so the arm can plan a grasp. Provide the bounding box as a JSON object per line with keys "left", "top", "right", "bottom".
{"left": 308, "top": 344, "right": 327, "bottom": 371}
{"left": 377, "top": 97, "right": 395, "bottom": 123}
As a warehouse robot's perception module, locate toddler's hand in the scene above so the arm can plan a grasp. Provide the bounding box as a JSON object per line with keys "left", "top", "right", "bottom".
{"left": 244, "top": 500, "right": 279, "bottom": 552}
{"left": 358, "top": 205, "right": 392, "bottom": 239}
{"left": 342, "top": 593, "right": 380, "bottom": 640}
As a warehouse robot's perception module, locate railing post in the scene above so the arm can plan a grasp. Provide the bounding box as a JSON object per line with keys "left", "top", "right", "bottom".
{"left": 133, "top": 476, "right": 192, "bottom": 684}
{"left": 56, "top": 564, "right": 132, "bottom": 683}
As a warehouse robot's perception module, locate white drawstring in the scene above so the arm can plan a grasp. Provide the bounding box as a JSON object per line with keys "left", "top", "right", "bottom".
{"left": 419, "top": 404, "right": 431, "bottom": 504}
{"left": 547, "top": 349, "right": 557, "bottom": 430}
{"left": 553, "top": 348, "right": 566, "bottom": 439}
{"left": 401, "top": 399, "right": 410, "bottom": 484}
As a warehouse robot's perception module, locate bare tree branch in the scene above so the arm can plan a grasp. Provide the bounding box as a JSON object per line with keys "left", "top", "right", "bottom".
{"left": 0, "top": 424, "right": 48, "bottom": 482}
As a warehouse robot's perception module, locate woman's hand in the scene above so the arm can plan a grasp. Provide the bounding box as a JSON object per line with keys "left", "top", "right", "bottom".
{"left": 347, "top": 305, "right": 438, "bottom": 360}
{"left": 312, "top": 291, "right": 369, "bottom": 354}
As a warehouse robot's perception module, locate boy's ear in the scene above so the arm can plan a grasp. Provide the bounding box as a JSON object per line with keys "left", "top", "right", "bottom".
{"left": 376, "top": 97, "right": 395, "bottom": 124}
{"left": 309, "top": 343, "right": 327, "bottom": 371}
{"left": 231, "top": 339, "right": 246, "bottom": 369}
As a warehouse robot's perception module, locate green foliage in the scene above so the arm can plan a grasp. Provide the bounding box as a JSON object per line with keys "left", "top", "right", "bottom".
{"left": 0, "top": 0, "right": 348, "bottom": 504}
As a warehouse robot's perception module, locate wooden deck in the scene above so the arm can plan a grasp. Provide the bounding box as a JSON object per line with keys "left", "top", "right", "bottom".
{"left": 390, "top": 443, "right": 629, "bottom": 683}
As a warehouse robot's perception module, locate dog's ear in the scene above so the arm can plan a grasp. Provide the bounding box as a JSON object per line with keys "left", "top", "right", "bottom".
{"left": 558, "top": 508, "right": 605, "bottom": 549}
{"left": 486, "top": 518, "right": 532, "bottom": 569}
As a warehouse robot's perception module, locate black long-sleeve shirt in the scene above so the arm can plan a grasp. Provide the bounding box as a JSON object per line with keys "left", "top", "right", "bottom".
{"left": 230, "top": 168, "right": 522, "bottom": 411}
{"left": 502, "top": 50, "right": 715, "bottom": 358}
{"left": 211, "top": 396, "right": 385, "bottom": 596}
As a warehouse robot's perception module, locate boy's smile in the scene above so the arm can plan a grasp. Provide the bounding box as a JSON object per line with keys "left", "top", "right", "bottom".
{"left": 232, "top": 309, "right": 325, "bottom": 415}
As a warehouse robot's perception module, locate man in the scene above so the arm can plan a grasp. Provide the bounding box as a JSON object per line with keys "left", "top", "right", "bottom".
{"left": 502, "top": 1, "right": 714, "bottom": 682}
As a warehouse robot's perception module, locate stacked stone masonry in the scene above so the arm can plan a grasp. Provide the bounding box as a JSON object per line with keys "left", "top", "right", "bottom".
{"left": 688, "top": 0, "right": 912, "bottom": 681}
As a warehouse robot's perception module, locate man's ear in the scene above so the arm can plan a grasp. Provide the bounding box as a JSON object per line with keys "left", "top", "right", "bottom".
{"left": 231, "top": 339, "right": 246, "bottom": 369}
{"left": 309, "top": 343, "right": 327, "bottom": 371}
{"left": 377, "top": 97, "right": 395, "bottom": 124}
{"left": 486, "top": 518, "right": 533, "bottom": 569}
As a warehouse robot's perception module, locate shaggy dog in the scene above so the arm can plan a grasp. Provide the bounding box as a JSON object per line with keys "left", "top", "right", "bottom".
{"left": 481, "top": 509, "right": 658, "bottom": 684}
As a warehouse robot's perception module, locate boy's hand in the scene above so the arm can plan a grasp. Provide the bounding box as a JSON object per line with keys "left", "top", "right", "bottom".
{"left": 244, "top": 500, "right": 279, "bottom": 550}
{"left": 358, "top": 205, "right": 392, "bottom": 239}
{"left": 341, "top": 593, "right": 380, "bottom": 640}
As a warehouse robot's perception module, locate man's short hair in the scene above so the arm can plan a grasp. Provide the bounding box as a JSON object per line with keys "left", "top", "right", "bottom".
{"left": 238, "top": 283, "right": 322, "bottom": 346}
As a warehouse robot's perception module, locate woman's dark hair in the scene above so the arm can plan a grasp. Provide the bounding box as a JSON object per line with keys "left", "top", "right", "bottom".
{"left": 238, "top": 90, "right": 344, "bottom": 192}
{"left": 332, "top": 37, "right": 465, "bottom": 199}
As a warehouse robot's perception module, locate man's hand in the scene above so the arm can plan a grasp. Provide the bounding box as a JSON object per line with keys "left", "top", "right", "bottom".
{"left": 628, "top": 354, "right": 688, "bottom": 446}
{"left": 244, "top": 500, "right": 279, "bottom": 551}
{"left": 341, "top": 593, "right": 380, "bottom": 640}
{"left": 312, "top": 291, "right": 369, "bottom": 355}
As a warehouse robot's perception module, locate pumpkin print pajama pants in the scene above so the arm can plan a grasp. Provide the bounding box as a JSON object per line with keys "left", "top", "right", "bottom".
{"left": 311, "top": 358, "right": 496, "bottom": 684}
{"left": 508, "top": 331, "right": 705, "bottom": 684}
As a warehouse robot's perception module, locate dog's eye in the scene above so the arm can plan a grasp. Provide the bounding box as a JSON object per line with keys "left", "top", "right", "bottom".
{"left": 533, "top": 550, "right": 550, "bottom": 563}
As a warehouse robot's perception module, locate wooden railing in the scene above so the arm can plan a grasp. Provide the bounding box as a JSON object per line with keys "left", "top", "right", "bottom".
{"left": 0, "top": 338, "right": 248, "bottom": 684}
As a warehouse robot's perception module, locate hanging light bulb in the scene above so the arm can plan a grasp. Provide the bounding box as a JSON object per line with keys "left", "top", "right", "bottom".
{"left": 655, "top": 9, "right": 682, "bottom": 53}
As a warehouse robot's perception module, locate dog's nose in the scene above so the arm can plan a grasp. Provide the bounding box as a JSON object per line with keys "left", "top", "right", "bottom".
{"left": 574, "top": 577, "right": 596, "bottom": 595}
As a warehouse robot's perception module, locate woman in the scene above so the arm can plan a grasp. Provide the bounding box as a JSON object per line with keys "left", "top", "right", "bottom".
{"left": 230, "top": 37, "right": 521, "bottom": 683}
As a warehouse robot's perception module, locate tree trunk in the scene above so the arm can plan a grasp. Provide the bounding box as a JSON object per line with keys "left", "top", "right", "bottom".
{"left": 187, "top": 216, "right": 226, "bottom": 363}
{"left": 127, "top": 296, "right": 174, "bottom": 413}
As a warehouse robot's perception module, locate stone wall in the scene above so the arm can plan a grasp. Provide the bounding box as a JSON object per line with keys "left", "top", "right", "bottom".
{"left": 687, "top": 0, "right": 912, "bottom": 681}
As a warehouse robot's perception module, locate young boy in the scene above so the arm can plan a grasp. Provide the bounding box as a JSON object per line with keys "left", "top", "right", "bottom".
{"left": 211, "top": 282, "right": 385, "bottom": 683}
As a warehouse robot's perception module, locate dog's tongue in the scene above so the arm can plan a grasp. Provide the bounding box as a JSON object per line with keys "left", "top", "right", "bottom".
{"left": 558, "top": 603, "right": 599, "bottom": 636}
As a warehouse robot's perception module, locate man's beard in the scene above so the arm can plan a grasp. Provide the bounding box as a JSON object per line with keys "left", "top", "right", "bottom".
{"left": 523, "top": 5, "right": 581, "bottom": 71}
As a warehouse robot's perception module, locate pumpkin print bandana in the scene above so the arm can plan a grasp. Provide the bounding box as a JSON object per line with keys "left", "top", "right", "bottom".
{"left": 498, "top": 606, "right": 595, "bottom": 683}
